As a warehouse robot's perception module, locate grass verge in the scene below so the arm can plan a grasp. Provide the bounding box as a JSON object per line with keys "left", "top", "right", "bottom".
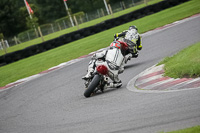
{"left": 0, "top": 0, "right": 200, "bottom": 87}
{"left": 158, "top": 42, "right": 200, "bottom": 78}
{"left": 160, "top": 125, "right": 200, "bottom": 133}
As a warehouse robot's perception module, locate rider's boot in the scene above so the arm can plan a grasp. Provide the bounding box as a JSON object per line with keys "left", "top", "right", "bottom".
{"left": 107, "top": 74, "right": 122, "bottom": 88}
{"left": 107, "top": 80, "right": 122, "bottom": 88}
{"left": 82, "top": 69, "right": 94, "bottom": 80}
{"left": 114, "top": 80, "right": 122, "bottom": 88}
{"left": 82, "top": 60, "right": 95, "bottom": 80}
{"left": 132, "top": 52, "right": 138, "bottom": 58}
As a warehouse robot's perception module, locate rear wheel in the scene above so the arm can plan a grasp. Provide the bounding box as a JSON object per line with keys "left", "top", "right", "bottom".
{"left": 84, "top": 75, "right": 101, "bottom": 98}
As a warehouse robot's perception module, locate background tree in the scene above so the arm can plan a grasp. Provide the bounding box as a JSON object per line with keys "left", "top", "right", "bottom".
{"left": 0, "top": 0, "right": 38, "bottom": 37}
{"left": 18, "top": 4, "right": 39, "bottom": 29}
{"left": 26, "top": 16, "right": 39, "bottom": 29}
{"left": 0, "top": 0, "right": 21, "bottom": 37}
{"left": 33, "top": 0, "right": 66, "bottom": 24}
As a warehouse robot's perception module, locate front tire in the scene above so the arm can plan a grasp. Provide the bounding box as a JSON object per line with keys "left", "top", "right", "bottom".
{"left": 84, "top": 75, "right": 101, "bottom": 98}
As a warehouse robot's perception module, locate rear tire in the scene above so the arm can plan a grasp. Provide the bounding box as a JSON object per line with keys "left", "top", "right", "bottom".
{"left": 84, "top": 75, "right": 101, "bottom": 98}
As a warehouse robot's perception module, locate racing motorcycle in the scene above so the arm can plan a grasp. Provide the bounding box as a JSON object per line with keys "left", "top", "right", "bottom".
{"left": 83, "top": 40, "right": 130, "bottom": 98}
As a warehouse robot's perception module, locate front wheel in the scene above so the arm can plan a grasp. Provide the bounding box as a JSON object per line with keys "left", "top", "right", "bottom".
{"left": 84, "top": 74, "right": 101, "bottom": 98}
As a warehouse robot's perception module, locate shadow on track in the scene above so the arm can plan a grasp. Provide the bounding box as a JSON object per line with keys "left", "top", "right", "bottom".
{"left": 124, "top": 62, "right": 144, "bottom": 70}
{"left": 83, "top": 87, "right": 124, "bottom": 98}
{"left": 124, "top": 58, "right": 160, "bottom": 70}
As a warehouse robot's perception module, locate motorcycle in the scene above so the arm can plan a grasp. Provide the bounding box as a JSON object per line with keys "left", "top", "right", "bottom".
{"left": 83, "top": 40, "right": 130, "bottom": 98}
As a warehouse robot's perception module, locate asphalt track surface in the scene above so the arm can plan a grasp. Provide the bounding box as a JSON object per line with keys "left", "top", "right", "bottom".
{"left": 0, "top": 16, "right": 200, "bottom": 133}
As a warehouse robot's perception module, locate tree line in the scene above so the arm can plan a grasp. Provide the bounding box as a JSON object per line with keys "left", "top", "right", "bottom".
{"left": 0, "top": 0, "right": 123, "bottom": 38}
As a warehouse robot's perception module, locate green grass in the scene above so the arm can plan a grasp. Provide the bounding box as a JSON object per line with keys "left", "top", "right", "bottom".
{"left": 158, "top": 42, "right": 200, "bottom": 78}
{"left": 160, "top": 125, "right": 200, "bottom": 133}
{"left": 0, "top": 0, "right": 163, "bottom": 56}
{"left": 0, "top": 0, "right": 200, "bottom": 87}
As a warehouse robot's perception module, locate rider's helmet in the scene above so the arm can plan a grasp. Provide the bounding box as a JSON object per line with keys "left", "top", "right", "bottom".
{"left": 129, "top": 25, "right": 138, "bottom": 31}
{"left": 110, "top": 41, "right": 121, "bottom": 49}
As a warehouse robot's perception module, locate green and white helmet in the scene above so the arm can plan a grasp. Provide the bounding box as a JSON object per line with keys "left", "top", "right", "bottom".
{"left": 129, "top": 25, "right": 138, "bottom": 31}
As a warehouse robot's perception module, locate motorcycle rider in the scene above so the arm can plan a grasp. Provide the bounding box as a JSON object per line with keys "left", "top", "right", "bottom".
{"left": 82, "top": 43, "right": 124, "bottom": 88}
{"left": 114, "top": 25, "right": 142, "bottom": 62}
{"left": 82, "top": 25, "right": 142, "bottom": 88}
